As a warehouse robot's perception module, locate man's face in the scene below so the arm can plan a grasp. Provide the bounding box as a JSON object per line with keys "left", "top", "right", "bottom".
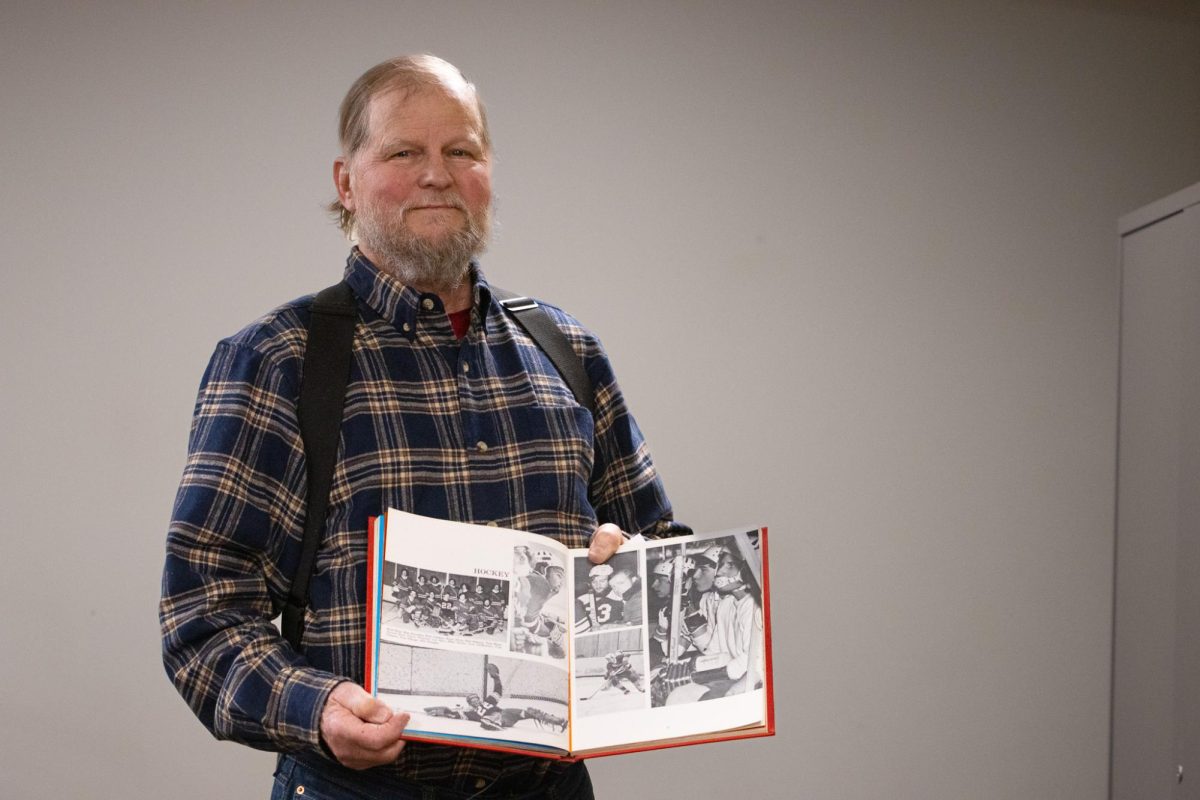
{"left": 546, "top": 568, "right": 564, "bottom": 592}
{"left": 692, "top": 562, "right": 717, "bottom": 593}
{"left": 652, "top": 575, "right": 671, "bottom": 598}
{"left": 590, "top": 575, "right": 610, "bottom": 595}
{"left": 609, "top": 573, "right": 632, "bottom": 597}
{"left": 335, "top": 86, "right": 492, "bottom": 290}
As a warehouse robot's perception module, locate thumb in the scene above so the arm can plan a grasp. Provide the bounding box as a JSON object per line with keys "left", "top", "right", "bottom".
{"left": 339, "top": 683, "right": 393, "bottom": 724}
{"left": 588, "top": 523, "right": 625, "bottom": 564}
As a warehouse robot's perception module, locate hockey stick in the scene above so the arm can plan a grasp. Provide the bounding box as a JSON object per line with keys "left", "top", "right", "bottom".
{"left": 579, "top": 680, "right": 609, "bottom": 702}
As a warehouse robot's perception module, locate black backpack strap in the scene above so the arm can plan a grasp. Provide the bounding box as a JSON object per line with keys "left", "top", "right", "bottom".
{"left": 491, "top": 287, "right": 595, "bottom": 415}
{"left": 282, "top": 281, "right": 357, "bottom": 650}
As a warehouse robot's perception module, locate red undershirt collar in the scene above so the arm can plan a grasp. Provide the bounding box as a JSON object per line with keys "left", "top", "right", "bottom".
{"left": 448, "top": 308, "right": 471, "bottom": 339}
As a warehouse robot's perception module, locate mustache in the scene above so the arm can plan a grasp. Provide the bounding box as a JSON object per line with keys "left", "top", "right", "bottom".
{"left": 401, "top": 195, "right": 468, "bottom": 212}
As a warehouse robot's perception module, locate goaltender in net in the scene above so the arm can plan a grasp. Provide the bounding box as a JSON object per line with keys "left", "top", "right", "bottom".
{"left": 424, "top": 663, "right": 568, "bottom": 734}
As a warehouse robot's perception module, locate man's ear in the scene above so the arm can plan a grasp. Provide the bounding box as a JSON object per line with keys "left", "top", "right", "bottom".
{"left": 333, "top": 157, "right": 355, "bottom": 211}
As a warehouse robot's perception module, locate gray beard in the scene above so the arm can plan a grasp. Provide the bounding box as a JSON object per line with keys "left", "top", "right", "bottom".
{"left": 354, "top": 202, "right": 490, "bottom": 292}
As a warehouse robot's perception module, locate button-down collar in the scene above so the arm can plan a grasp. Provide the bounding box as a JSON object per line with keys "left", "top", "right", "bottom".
{"left": 341, "top": 249, "right": 495, "bottom": 340}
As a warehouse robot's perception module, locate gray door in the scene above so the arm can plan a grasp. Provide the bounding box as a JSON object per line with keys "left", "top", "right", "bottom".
{"left": 1112, "top": 196, "right": 1200, "bottom": 799}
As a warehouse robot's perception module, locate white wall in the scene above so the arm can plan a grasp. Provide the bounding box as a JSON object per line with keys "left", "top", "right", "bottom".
{"left": 1, "top": 2, "right": 1197, "bottom": 798}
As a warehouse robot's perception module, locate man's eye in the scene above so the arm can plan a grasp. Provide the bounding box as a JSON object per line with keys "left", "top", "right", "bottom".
{"left": 391, "top": 150, "right": 412, "bottom": 158}
{"left": 449, "top": 148, "right": 472, "bottom": 158}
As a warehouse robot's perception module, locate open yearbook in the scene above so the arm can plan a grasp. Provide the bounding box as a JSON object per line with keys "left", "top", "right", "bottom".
{"left": 364, "top": 509, "right": 774, "bottom": 759}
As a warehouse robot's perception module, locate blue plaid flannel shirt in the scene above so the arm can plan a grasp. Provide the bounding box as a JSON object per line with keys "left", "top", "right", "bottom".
{"left": 160, "top": 250, "right": 684, "bottom": 786}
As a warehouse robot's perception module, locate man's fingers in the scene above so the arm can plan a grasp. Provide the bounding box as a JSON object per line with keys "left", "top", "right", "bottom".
{"left": 588, "top": 523, "right": 625, "bottom": 564}
{"left": 325, "top": 707, "right": 410, "bottom": 769}
{"left": 339, "top": 708, "right": 410, "bottom": 753}
{"left": 340, "top": 726, "right": 409, "bottom": 770}
{"left": 367, "top": 710, "right": 409, "bottom": 748}
{"left": 322, "top": 683, "right": 411, "bottom": 769}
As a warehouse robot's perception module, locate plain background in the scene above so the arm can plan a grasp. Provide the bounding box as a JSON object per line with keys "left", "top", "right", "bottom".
{"left": 2, "top": 2, "right": 1198, "bottom": 798}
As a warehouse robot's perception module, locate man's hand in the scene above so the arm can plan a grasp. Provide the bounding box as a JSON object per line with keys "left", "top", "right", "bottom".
{"left": 587, "top": 522, "right": 626, "bottom": 564}
{"left": 319, "top": 681, "right": 409, "bottom": 770}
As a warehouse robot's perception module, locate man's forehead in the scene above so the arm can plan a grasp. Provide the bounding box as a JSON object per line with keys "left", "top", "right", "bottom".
{"left": 365, "top": 85, "right": 485, "bottom": 143}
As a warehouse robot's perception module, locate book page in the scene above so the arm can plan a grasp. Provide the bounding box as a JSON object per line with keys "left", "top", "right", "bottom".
{"left": 569, "top": 527, "right": 770, "bottom": 753}
{"left": 372, "top": 510, "right": 572, "bottom": 752}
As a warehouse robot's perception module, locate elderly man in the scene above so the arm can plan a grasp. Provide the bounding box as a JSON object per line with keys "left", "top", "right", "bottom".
{"left": 160, "top": 54, "right": 685, "bottom": 799}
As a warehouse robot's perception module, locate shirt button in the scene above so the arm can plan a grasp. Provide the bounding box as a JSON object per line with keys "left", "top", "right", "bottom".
{"left": 421, "top": 298, "right": 435, "bottom": 311}
{"left": 475, "top": 441, "right": 488, "bottom": 452}
{"left": 475, "top": 778, "right": 487, "bottom": 789}
{"left": 486, "top": 521, "right": 499, "bottom": 527}
{"left": 402, "top": 322, "right": 411, "bottom": 332}
{"left": 462, "top": 362, "right": 470, "bottom": 374}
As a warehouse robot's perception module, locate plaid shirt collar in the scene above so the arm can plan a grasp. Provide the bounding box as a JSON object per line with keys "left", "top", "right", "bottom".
{"left": 342, "top": 248, "right": 495, "bottom": 341}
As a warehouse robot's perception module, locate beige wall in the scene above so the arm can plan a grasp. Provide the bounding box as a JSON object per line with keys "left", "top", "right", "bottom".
{"left": 1, "top": 2, "right": 1198, "bottom": 798}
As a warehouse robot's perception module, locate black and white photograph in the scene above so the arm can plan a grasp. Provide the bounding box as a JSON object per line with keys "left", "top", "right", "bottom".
{"left": 572, "top": 550, "right": 644, "bottom": 635}
{"left": 381, "top": 561, "right": 508, "bottom": 644}
{"left": 376, "top": 645, "right": 568, "bottom": 746}
{"left": 646, "top": 531, "right": 765, "bottom": 707}
{"left": 573, "top": 630, "right": 646, "bottom": 718}
{"left": 509, "top": 545, "right": 569, "bottom": 658}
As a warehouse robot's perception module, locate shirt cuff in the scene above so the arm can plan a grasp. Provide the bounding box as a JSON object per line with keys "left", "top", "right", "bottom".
{"left": 643, "top": 519, "right": 693, "bottom": 539}
{"left": 271, "top": 666, "right": 346, "bottom": 752}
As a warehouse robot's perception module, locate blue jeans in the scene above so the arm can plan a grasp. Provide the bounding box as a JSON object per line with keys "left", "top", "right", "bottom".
{"left": 270, "top": 754, "right": 594, "bottom": 800}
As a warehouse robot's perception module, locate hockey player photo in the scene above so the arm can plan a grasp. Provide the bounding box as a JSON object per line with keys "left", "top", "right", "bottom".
{"left": 423, "top": 663, "right": 567, "bottom": 733}
{"left": 572, "top": 550, "right": 642, "bottom": 635}
{"left": 380, "top": 562, "right": 510, "bottom": 645}
{"left": 373, "top": 648, "right": 569, "bottom": 749}
{"left": 607, "top": 566, "right": 643, "bottom": 626}
{"left": 510, "top": 545, "right": 569, "bottom": 659}
{"left": 573, "top": 630, "right": 647, "bottom": 718}
{"left": 393, "top": 567, "right": 413, "bottom": 601}
{"left": 646, "top": 531, "right": 766, "bottom": 707}
{"left": 647, "top": 558, "right": 674, "bottom": 668}
{"left": 601, "top": 652, "right": 644, "bottom": 694}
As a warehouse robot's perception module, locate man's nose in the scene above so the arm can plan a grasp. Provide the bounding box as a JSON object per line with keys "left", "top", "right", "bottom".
{"left": 418, "top": 155, "right": 452, "bottom": 188}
